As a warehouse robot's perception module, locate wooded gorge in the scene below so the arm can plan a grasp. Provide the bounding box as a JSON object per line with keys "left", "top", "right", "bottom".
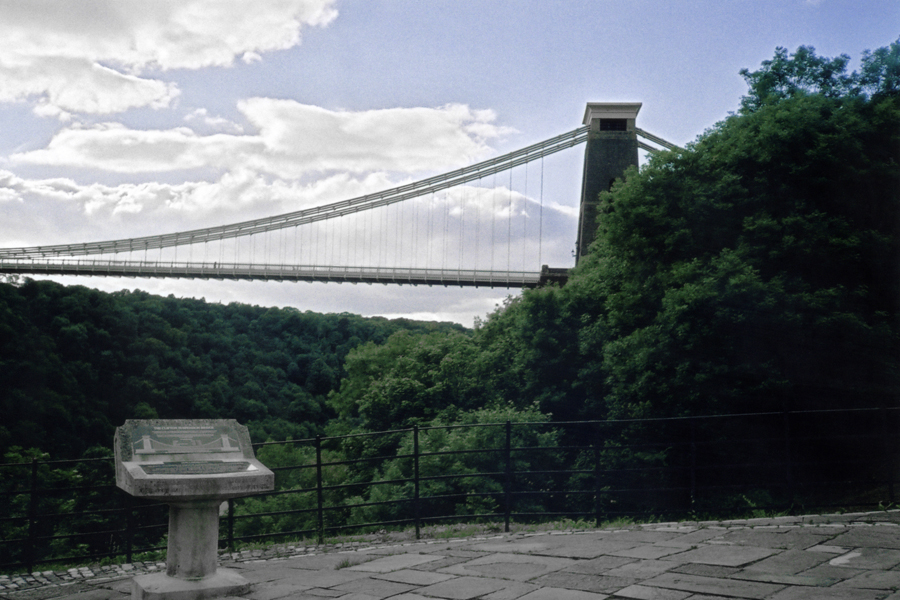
{"left": 1, "top": 41, "right": 898, "bottom": 473}
{"left": 0, "top": 282, "right": 463, "bottom": 461}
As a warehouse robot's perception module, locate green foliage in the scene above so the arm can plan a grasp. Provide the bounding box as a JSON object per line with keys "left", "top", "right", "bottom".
{"left": 858, "top": 40, "right": 900, "bottom": 97}
{"left": 348, "top": 403, "right": 559, "bottom": 526}
{"left": 0, "top": 446, "right": 124, "bottom": 568}
{"left": 0, "top": 281, "right": 464, "bottom": 460}
{"left": 739, "top": 45, "right": 855, "bottom": 111}
{"left": 739, "top": 38, "right": 900, "bottom": 112}
{"left": 328, "top": 330, "right": 486, "bottom": 431}
{"left": 234, "top": 442, "right": 355, "bottom": 540}
{"left": 572, "top": 80, "right": 899, "bottom": 418}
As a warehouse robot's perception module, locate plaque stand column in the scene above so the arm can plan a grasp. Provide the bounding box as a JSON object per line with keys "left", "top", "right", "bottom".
{"left": 132, "top": 500, "right": 249, "bottom": 600}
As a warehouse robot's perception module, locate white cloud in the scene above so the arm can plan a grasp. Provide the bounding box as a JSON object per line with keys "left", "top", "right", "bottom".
{"left": 184, "top": 108, "right": 245, "bottom": 134}
{"left": 240, "top": 101, "right": 518, "bottom": 176}
{"left": 0, "top": 0, "right": 338, "bottom": 116}
{"left": 12, "top": 102, "right": 516, "bottom": 178}
{"left": 241, "top": 52, "right": 263, "bottom": 65}
{"left": 0, "top": 57, "right": 180, "bottom": 117}
{"left": 0, "top": 167, "right": 403, "bottom": 238}
{"left": 12, "top": 123, "right": 263, "bottom": 172}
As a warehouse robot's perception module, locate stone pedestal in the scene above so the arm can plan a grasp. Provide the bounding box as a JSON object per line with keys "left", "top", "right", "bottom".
{"left": 132, "top": 568, "right": 250, "bottom": 600}
{"left": 166, "top": 501, "right": 220, "bottom": 579}
{"left": 114, "top": 419, "right": 274, "bottom": 600}
{"left": 131, "top": 500, "right": 250, "bottom": 599}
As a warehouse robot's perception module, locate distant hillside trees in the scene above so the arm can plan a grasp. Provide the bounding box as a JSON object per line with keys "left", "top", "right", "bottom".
{"left": 0, "top": 279, "right": 463, "bottom": 460}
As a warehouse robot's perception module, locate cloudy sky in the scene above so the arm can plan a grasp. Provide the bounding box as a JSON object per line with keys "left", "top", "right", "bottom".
{"left": 0, "top": 0, "right": 896, "bottom": 326}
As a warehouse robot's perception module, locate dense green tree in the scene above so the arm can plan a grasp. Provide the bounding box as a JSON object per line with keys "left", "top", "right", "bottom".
{"left": 328, "top": 330, "right": 485, "bottom": 432}
{"left": 739, "top": 38, "right": 900, "bottom": 111}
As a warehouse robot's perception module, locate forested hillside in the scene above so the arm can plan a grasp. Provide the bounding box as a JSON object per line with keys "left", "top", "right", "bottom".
{"left": 0, "top": 279, "right": 463, "bottom": 460}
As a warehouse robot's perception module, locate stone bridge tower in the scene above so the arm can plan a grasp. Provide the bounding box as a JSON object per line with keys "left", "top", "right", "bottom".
{"left": 575, "top": 102, "right": 641, "bottom": 263}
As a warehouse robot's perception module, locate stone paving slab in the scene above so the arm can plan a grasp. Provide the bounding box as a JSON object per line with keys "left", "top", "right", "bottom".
{"left": 517, "top": 588, "right": 607, "bottom": 599}
{"left": 827, "top": 547, "right": 900, "bottom": 569}
{"left": 415, "top": 575, "right": 510, "bottom": 599}
{"left": 834, "top": 568, "right": 900, "bottom": 589}
{"left": 640, "top": 572, "right": 785, "bottom": 598}
{"left": 530, "top": 571, "right": 641, "bottom": 594}
{"left": 661, "top": 543, "right": 778, "bottom": 567}
{"left": 372, "top": 569, "right": 455, "bottom": 586}
{"left": 603, "top": 559, "right": 677, "bottom": 580}
{"left": 346, "top": 553, "right": 444, "bottom": 573}
{"left": 667, "top": 563, "right": 741, "bottom": 578}
{"left": 607, "top": 544, "right": 689, "bottom": 560}
{"left": 479, "top": 581, "right": 541, "bottom": 599}
{"left": 330, "top": 575, "right": 417, "bottom": 597}
{"left": 829, "top": 526, "right": 900, "bottom": 550}
{"left": 792, "top": 561, "right": 865, "bottom": 582}
{"left": 6, "top": 511, "right": 900, "bottom": 599}
{"left": 737, "top": 548, "right": 830, "bottom": 575}
{"left": 766, "top": 587, "right": 887, "bottom": 599}
{"left": 439, "top": 552, "right": 577, "bottom": 581}
{"left": 613, "top": 585, "right": 692, "bottom": 600}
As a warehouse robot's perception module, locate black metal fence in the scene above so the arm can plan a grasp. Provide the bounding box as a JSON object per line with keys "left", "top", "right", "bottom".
{"left": 2, "top": 407, "right": 897, "bottom": 573}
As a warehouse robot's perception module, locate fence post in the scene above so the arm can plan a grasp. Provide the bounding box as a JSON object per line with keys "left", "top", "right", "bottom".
{"left": 504, "top": 421, "right": 512, "bottom": 533}
{"left": 227, "top": 499, "right": 235, "bottom": 551}
{"left": 123, "top": 491, "right": 134, "bottom": 564}
{"left": 783, "top": 410, "right": 794, "bottom": 506}
{"left": 690, "top": 418, "right": 698, "bottom": 510}
{"left": 883, "top": 405, "right": 895, "bottom": 504}
{"left": 26, "top": 457, "right": 38, "bottom": 574}
{"left": 315, "top": 435, "right": 324, "bottom": 545}
{"left": 413, "top": 425, "right": 421, "bottom": 540}
{"left": 594, "top": 439, "right": 602, "bottom": 527}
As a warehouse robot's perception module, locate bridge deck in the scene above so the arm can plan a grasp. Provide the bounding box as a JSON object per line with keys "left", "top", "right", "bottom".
{"left": 0, "top": 259, "right": 546, "bottom": 288}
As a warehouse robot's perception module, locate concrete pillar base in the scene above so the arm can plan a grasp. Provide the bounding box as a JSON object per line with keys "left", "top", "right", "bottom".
{"left": 131, "top": 568, "right": 250, "bottom": 600}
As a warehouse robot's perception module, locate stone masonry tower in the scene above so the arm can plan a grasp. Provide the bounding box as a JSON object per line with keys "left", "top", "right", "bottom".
{"left": 575, "top": 102, "right": 641, "bottom": 262}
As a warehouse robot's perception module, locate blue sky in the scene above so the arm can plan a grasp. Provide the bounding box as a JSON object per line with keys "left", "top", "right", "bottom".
{"left": 0, "top": 0, "right": 896, "bottom": 325}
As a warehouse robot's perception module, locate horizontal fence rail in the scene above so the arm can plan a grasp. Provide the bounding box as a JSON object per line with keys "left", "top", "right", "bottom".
{"left": 1, "top": 407, "right": 897, "bottom": 573}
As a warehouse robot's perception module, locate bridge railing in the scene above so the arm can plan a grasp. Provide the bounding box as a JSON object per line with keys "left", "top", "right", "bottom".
{"left": 0, "top": 258, "right": 544, "bottom": 287}
{"left": 1, "top": 407, "right": 897, "bottom": 573}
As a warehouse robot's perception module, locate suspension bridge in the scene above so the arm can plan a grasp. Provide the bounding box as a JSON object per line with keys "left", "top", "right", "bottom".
{"left": 0, "top": 104, "right": 678, "bottom": 288}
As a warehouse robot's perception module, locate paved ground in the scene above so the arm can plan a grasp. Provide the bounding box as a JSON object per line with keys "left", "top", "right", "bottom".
{"left": 5, "top": 511, "right": 900, "bottom": 599}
